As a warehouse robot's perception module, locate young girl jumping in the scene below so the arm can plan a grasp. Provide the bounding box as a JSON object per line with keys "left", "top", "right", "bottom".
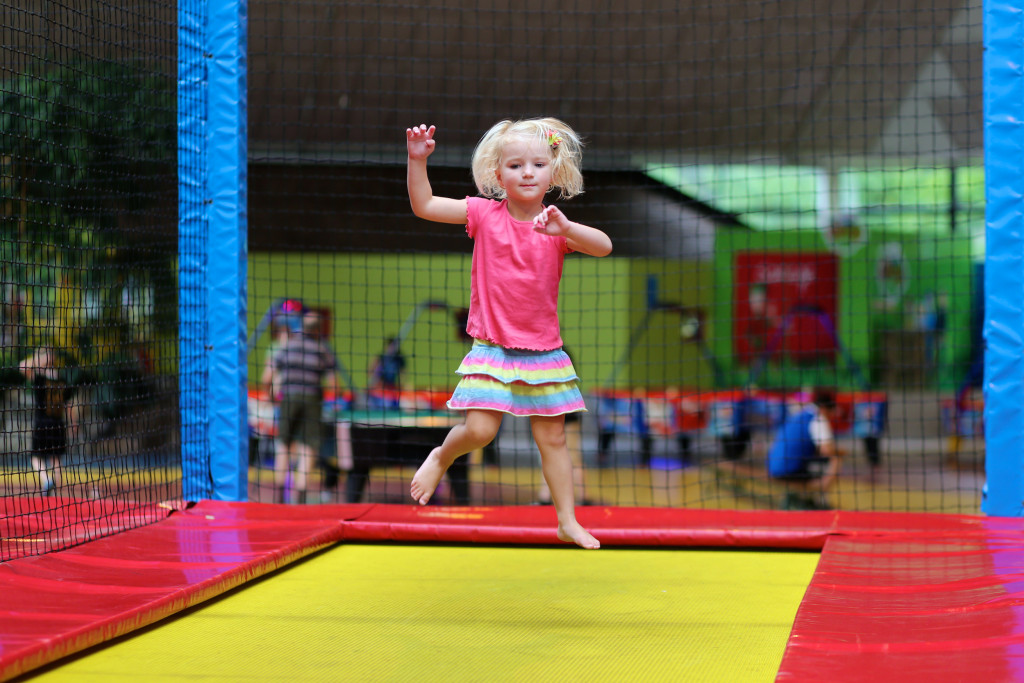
{"left": 406, "top": 117, "right": 612, "bottom": 549}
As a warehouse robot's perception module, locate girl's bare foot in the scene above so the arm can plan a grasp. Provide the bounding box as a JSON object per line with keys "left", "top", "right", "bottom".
{"left": 410, "top": 448, "right": 447, "bottom": 505}
{"left": 557, "top": 521, "right": 600, "bottom": 549}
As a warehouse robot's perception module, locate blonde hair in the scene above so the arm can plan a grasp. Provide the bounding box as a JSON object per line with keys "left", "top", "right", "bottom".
{"left": 471, "top": 117, "right": 585, "bottom": 200}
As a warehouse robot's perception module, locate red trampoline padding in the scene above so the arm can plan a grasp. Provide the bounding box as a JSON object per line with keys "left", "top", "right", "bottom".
{"left": 0, "top": 496, "right": 180, "bottom": 562}
{"left": 342, "top": 504, "right": 836, "bottom": 549}
{"left": 777, "top": 516, "right": 1024, "bottom": 682}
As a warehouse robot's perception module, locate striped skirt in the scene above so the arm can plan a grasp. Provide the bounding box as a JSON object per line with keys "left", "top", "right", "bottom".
{"left": 447, "top": 340, "right": 586, "bottom": 417}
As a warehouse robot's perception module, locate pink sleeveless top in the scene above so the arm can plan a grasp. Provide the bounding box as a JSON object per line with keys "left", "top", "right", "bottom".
{"left": 464, "top": 197, "right": 571, "bottom": 351}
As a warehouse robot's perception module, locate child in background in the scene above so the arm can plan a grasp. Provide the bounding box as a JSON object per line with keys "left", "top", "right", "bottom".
{"left": 405, "top": 118, "right": 612, "bottom": 549}
{"left": 766, "top": 387, "right": 847, "bottom": 509}
{"left": 19, "top": 345, "right": 75, "bottom": 496}
{"left": 367, "top": 336, "right": 406, "bottom": 409}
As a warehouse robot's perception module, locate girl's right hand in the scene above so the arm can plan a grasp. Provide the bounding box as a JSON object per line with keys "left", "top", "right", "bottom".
{"left": 406, "top": 124, "right": 437, "bottom": 160}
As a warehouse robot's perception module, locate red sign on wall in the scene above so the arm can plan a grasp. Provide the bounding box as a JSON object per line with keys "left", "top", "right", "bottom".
{"left": 733, "top": 251, "right": 838, "bottom": 365}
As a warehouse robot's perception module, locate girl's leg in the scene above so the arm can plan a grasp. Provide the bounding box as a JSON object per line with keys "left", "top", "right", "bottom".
{"left": 564, "top": 419, "right": 586, "bottom": 502}
{"left": 32, "top": 455, "right": 62, "bottom": 495}
{"left": 411, "top": 409, "right": 502, "bottom": 505}
{"left": 537, "top": 418, "right": 586, "bottom": 504}
{"left": 531, "top": 415, "right": 600, "bottom": 549}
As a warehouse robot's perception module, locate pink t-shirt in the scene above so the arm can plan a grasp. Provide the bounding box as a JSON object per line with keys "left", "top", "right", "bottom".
{"left": 464, "top": 196, "right": 571, "bottom": 351}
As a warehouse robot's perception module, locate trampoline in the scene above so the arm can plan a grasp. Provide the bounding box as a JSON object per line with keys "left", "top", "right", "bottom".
{"left": 5, "top": 501, "right": 1024, "bottom": 682}
{"left": 24, "top": 544, "right": 814, "bottom": 682}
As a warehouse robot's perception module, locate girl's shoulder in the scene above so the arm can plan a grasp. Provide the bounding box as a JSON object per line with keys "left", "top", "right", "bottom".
{"left": 467, "top": 196, "right": 508, "bottom": 236}
{"left": 467, "top": 196, "right": 503, "bottom": 212}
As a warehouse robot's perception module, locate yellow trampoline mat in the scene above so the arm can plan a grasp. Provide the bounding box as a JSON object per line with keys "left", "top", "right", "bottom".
{"left": 33, "top": 544, "right": 818, "bottom": 683}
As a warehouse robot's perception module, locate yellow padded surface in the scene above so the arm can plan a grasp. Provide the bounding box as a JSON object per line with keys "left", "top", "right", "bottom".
{"left": 33, "top": 544, "right": 818, "bottom": 682}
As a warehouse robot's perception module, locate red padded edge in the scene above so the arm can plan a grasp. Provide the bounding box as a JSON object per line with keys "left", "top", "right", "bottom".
{"left": 342, "top": 504, "right": 837, "bottom": 549}
{"left": 0, "top": 496, "right": 179, "bottom": 562}
{"left": 778, "top": 515, "right": 1024, "bottom": 681}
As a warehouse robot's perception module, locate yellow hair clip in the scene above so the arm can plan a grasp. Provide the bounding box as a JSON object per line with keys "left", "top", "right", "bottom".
{"left": 546, "top": 130, "right": 563, "bottom": 149}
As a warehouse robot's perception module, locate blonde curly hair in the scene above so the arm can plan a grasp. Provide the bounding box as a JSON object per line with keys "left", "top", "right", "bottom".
{"left": 471, "top": 117, "right": 585, "bottom": 200}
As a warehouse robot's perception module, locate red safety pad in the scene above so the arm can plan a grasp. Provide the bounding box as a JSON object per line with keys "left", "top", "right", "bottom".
{"left": 778, "top": 515, "right": 1024, "bottom": 682}
{"left": 343, "top": 504, "right": 837, "bottom": 549}
{"left": 0, "top": 496, "right": 180, "bottom": 562}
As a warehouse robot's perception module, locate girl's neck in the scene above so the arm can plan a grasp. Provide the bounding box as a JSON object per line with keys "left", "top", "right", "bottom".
{"left": 504, "top": 197, "right": 543, "bottom": 222}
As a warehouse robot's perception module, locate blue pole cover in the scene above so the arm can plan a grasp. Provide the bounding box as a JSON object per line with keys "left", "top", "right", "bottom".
{"left": 982, "top": 0, "right": 1024, "bottom": 516}
{"left": 178, "top": 0, "right": 249, "bottom": 502}
{"left": 178, "top": 0, "right": 210, "bottom": 501}
{"left": 206, "top": 0, "right": 249, "bottom": 501}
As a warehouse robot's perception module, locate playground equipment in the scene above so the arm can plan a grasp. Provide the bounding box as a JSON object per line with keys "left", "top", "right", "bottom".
{"left": 604, "top": 276, "right": 723, "bottom": 387}
{"left": 597, "top": 276, "right": 721, "bottom": 466}
{"left": 593, "top": 387, "right": 887, "bottom": 468}
{"left": 394, "top": 299, "right": 453, "bottom": 346}
{"left": 747, "top": 304, "right": 869, "bottom": 391}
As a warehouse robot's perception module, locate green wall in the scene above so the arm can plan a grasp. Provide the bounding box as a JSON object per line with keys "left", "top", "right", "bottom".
{"left": 248, "top": 253, "right": 715, "bottom": 393}
{"left": 599, "top": 259, "right": 718, "bottom": 389}
{"left": 865, "top": 228, "right": 976, "bottom": 390}
{"left": 249, "top": 237, "right": 973, "bottom": 394}
{"left": 250, "top": 252, "right": 469, "bottom": 392}
{"left": 711, "top": 228, "right": 975, "bottom": 390}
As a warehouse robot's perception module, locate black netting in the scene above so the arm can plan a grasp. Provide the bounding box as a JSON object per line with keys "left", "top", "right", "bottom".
{"left": 1, "top": 1, "right": 181, "bottom": 560}
{"left": 246, "top": 2, "right": 983, "bottom": 513}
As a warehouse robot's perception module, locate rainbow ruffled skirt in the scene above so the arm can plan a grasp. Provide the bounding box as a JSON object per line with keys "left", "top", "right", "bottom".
{"left": 447, "top": 340, "right": 586, "bottom": 417}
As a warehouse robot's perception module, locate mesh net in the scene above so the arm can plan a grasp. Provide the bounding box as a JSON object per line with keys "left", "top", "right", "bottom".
{"left": 2, "top": 1, "right": 987, "bottom": 560}
{"left": 246, "top": 1, "right": 984, "bottom": 514}
{"left": 1, "top": 1, "right": 181, "bottom": 560}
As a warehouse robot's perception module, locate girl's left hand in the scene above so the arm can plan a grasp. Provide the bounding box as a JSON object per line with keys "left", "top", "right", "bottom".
{"left": 532, "top": 205, "right": 569, "bottom": 236}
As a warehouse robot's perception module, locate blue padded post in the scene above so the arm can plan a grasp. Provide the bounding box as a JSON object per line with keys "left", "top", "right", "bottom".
{"left": 982, "top": 0, "right": 1024, "bottom": 515}
{"left": 178, "top": 0, "right": 249, "bottom": 501}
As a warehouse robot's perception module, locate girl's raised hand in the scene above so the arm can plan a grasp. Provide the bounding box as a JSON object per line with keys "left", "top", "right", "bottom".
{"left": 534, "top": 205, "right": 614, "bottom": 256}
{"left": 532, "top": 205, "right": 569, "bottom": 236}
{"left": 406, "top": 124, "right": 437, "bottom": 160}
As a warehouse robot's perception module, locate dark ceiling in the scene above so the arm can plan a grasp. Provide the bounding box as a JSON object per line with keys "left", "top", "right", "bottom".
{"left": 247, "top": 0, "right": 982, "bottom": 164}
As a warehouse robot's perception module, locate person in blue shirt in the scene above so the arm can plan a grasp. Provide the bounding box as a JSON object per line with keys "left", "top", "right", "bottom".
{"left": 766, "top": 387, "right": 846, "bottom": 508}
{"left": 367, "top": 337, "right": 406, "bottom": 409}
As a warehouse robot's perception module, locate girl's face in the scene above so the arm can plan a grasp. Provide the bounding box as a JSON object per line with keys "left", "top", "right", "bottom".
{"left": 495, "top": 136, "right": 553, "bottom": 206}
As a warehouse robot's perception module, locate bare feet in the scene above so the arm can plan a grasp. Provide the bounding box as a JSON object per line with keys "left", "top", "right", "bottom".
{"left": 557, "top": 521, "right": 600, "bottom": 549}
{"left": 410, "top": 448, "right": 448, "bottom": 505}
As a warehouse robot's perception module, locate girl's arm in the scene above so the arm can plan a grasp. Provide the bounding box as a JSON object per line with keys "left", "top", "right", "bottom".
{"left": 406, "top": 124, "right": 467, "bottom": 224}
{"left": 533, "top": 206, "right": 613, "bottom": 257}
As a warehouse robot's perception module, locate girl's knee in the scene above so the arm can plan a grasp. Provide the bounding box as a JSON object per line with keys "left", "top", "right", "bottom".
{"left": 464, "top": 412, "right": 502, "bottom": 445}
{"left": 531, "top": 419, "right": 566, "bottom": 450}
{"left": 464, "top": 423, "right": 498, "bottom": 445}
